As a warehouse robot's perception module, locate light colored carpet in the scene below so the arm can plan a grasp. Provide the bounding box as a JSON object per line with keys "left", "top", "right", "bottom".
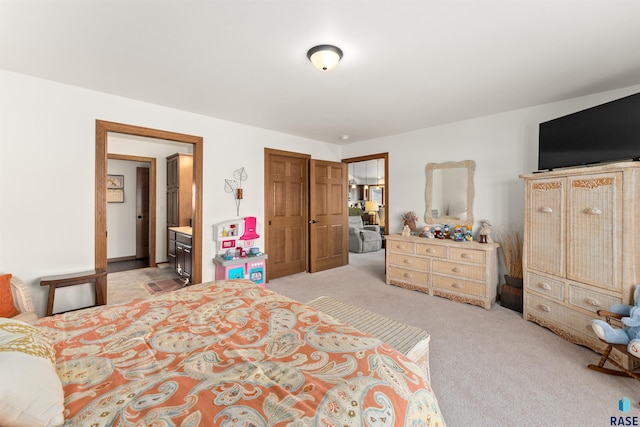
{"left": 108, "top": 251, "right": 638, "bottom": 426}
{"left": 267, "top": 250, "right": 639, "bottom": 427}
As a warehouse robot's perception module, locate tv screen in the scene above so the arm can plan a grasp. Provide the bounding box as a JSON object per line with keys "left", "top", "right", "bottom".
{"left": 538, "top": 92, "right": 640, "bottom": 171}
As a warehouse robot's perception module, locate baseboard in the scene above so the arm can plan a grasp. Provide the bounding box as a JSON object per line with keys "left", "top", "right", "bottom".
{"left": 107, "top": 255, "right": 137, "bottom": 263}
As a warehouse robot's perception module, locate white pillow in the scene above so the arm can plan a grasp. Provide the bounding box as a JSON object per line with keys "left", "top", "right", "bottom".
{"left": 0, "top": 318, "right": 64, "bottom": 427}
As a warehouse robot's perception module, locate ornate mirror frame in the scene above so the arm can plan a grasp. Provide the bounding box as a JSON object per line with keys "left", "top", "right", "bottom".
{"left": 425, "top": 160, "right": 475, "bottom": 226}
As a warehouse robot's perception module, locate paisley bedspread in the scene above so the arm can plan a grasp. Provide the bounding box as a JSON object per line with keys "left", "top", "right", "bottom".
{"left": 35, "top": 279, "right": 445, "bottom": 426}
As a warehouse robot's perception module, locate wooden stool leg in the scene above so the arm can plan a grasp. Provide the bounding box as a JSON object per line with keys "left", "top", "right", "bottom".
{"left": 46, "top": 285, "right": 56, "bottom": 317}
{"left": 95, "top": 276, "right": 107, "bottom": 306}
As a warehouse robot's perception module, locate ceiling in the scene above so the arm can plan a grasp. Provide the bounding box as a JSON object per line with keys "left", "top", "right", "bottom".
{"left": 2, "top": 1, "right": 639, "bottom": 144}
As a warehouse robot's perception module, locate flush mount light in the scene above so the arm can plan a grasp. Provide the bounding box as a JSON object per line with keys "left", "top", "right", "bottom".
{"left": 307, "top": 44, "right": 343, "bottom": 71}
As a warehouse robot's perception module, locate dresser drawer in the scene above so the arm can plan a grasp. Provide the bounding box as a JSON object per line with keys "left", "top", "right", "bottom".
{"left": 526, "top": 272, "right": 564, "bottom": 301}
{"left": 448, "top": 247, "right": 485, "bottom": 265}
{"left": 388, "top": 253, "right": 430, "bottom": 271}
{"left": 568, "top": 285, "right": 621, "bottom": 314}
{"left": 387, "top": 240, "right": 415, "bottom": 254}
{"left": 416, "top": 243, "right": 447, "bottom": 259}
{"left": 388, "top": 266, "right": 429, "bottom": 286}
{"left": 526, "top": 294, "right": 600, "bottom": 341}
{"left": 433, "top": 260, "right": 485, "bottom": 281}
{"left": 433, "top": 274, "right": 485, "bottom": 297}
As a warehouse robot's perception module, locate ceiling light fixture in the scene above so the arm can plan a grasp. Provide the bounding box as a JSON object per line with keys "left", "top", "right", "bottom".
{"left": 307, "top": 44, "right": 343, "bottom": 71}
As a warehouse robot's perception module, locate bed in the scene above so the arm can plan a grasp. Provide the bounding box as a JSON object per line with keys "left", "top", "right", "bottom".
{"left": 2, "top": 279, "right": 445, "bottom": 426}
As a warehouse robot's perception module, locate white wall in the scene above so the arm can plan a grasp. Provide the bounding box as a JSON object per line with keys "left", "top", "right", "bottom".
{"left": 0, "top": 70, "right": 341, "bottom": 316}
{"left": 342, "top": 84, "right": 640, "bottom": 238}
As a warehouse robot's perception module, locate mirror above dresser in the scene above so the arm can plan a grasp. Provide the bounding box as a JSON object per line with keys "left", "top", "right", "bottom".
{"left": 425, "top": 160, "right": 475, "bottom": 226}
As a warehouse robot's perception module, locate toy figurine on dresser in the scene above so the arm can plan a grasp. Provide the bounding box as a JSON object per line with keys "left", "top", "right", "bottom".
{"left": 479, "top": 220, "right": 492, "bottom": 243}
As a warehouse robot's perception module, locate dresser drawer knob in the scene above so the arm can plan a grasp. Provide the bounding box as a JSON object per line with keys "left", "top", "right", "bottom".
{"left": 403, "top": 273, "right": 412, "bottom": 278}
{"left": 451, "top": 267, "right": 461, "bottom": 273}
{"left": 403, "top": 259, "right": 412, "bottom": 264}
{"left": 584, "top": 207, "right": 602, "bottom": 215}
{"left": 460, "top": 253, "right": 471, "bottom": 258}
{"left": 539, "top": 304, "right": 551, "bottom": 313}
{"left": 426, "top": 248, "right": 436, "bottom": 253}
{"left": 538, "top": 283, "right": 551, "bottom": 291}
{"left": 585, "top": 298, "right": 601, "bottom": 307}
{"left": 451, "top": 283, "right": 462, "bottom": 289}
{"left": 540, "top": 207, "right": 553, "bottom": 213}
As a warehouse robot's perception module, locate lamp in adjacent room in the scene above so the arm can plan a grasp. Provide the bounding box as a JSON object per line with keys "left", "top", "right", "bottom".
{"left": 365, "top": 200, "right": 379, "bottom": 225}
{"left": 307, "top": 45, "right": 343, "bottom": 71}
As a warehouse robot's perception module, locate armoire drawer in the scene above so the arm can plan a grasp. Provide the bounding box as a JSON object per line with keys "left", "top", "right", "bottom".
{"left": 568, "top": 285, "right": 621, "bottom": 314}
{"left": 388, "top": 266, "right": 429, "bottom": 286}
{"left": 433, "top": 274, "right": 485, "bottom": 297}
{"left": 416, "top": 243, "right": 447, "bottom": 259}
{"left": 448, "top": 247, "right": 485, "bottom": 265}
{"left": 526, "top": 272, "right": 564, "bottom": 301}
{"left": 388, "top": 253, "right": 429, "bottom": 271}
{"left": 526, "top": 294, "right": 598, "bottom": 340}
{"left": 433, "top": 260, "right": 485, "bottom": 281}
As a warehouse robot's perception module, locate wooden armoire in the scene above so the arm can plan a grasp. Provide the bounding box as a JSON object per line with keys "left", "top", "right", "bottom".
{"left": 521, "top": 162, "right": 640, "bottom": 364}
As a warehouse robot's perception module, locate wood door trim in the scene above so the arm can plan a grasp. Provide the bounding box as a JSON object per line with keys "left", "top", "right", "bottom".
{"left": 96, "top": 120, "right": 203, "bottom": 283}
{"left": 107, "top": 153, "right": 156, "bottom": 267}
{"left": 342, "top": 152, "right": 389, "bottom": 235}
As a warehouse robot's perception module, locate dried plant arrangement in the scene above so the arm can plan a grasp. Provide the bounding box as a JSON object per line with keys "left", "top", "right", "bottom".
{"left": 495, "top": 225, "right": 523, "bottom": 280}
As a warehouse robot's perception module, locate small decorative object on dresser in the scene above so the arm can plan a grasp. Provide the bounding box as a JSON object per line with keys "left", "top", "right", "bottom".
{"left": 478, "top": 219, "right": 493, "bottom": 243}
{"left": 521, "top": 162, "right": 640, "bottom": 370}
{"left": 402, "top": 211, "right": 418, "bottom": 232}
{"left": 385, "top": 234, "right": 499, "bottom": 310}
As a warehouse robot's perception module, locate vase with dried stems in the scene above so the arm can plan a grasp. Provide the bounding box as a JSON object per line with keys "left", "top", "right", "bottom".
{"left": 495, "top": 225, "right": 523, "bottom": 288}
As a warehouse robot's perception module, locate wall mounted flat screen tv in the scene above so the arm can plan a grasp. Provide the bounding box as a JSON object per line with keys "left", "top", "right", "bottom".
{"left": 538, "top": 92, "right": 640, "bottom": 171}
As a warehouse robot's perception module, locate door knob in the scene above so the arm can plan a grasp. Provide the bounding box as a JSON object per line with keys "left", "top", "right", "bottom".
{"left": 309, "top": 219, "right": 319, "bottom": 224}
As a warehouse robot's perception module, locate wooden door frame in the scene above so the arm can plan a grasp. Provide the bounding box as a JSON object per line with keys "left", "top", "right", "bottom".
{"left": 96, "top": 120, "right": 203, "bottom": 284}
{"left": 342, "top": 152, "right": 389, "bottom": 235}
{"left": 107, "top": 153, "right": 155, "bottom": 266}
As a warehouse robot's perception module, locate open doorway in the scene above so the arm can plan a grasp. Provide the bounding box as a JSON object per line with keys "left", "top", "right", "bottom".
{"left": 106, "top": 154, "right": 154, "bottom": 273}
{"left": 95, "top": 121, "right": 203, "bottom": 294}
{"left": 342, "top": 153, "right": 389, "bottom": 255}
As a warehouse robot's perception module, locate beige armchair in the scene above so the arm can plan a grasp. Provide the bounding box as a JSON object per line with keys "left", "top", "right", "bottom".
{"left": 348, "top": 216, "right": 382, "bottom": 253}
{"left": 9, "top": 276, "right": 38, "bottom": 323}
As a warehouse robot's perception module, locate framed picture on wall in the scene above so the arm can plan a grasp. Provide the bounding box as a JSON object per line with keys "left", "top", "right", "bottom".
{"left": 107, "top": 174, "right": 124, "bottom": 189}
{"left": 371, "top": 186, "right": 384, "bottom": 205}
{"left": 107, "top": 188, "right": 124, "bottom": 203}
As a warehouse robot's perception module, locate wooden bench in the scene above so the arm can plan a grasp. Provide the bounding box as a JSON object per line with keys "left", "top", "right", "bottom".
{"left": 40, "top": 269, "right": 107, "bottom": 316}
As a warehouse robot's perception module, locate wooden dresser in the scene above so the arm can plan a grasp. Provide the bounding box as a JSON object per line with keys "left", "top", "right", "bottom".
{"left": 521, "top": 162, "right": 640, "bottom": 360}
{"left": 385, "top": 234, "right": 499, "bottom": 310}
